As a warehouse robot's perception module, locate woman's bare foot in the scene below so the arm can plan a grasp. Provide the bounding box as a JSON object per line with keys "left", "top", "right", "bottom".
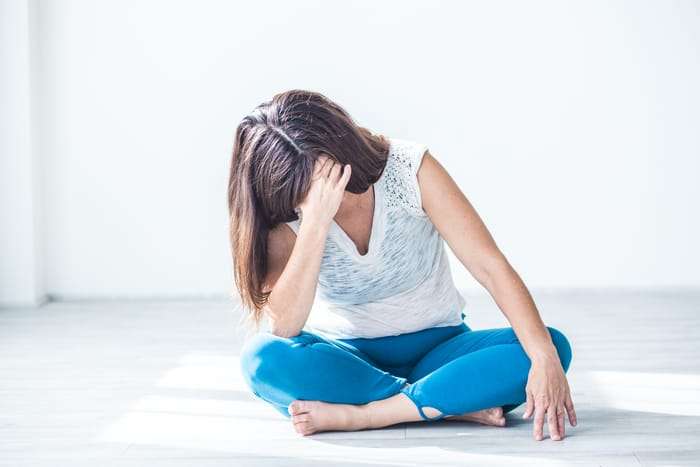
{"left": 446, "top": 406, "right": 506, "bottom": 426}
{"left": 288, "top": 400, "right": 371, "bottom": 436}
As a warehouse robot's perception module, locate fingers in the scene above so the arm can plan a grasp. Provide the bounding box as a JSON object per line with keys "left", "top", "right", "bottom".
{"left": 321, "top": 156, "right": 335, "bottom": 179}
{"left": 522, "top": 390, "right": 534, "bottom": 419}
{"left": 319, "top": 157, "right": 351, "bottom": 192}
{"left": 315, "top": 156, "right": 347, "bottom": 186}
{"left": 557, "top": 405, "right": 566, "bottom": 439}
{"left": 547, "top": 404, "right": 560, "bottom": 441}
{"left": 565, "top": 393, "right": 578, "bottom": 427}
{"left": 338, "top": 163, "right": 352, "bottom": 188}
{"left": 311, "top": 158, "right": 322, "bottom": 176}
{"left": 524, "top": 367, "right": 577, "bottom": 442}
{"left": 312, "top": 155, "right": 331, "bottom": 177}
{"left": 328, "top": 160, "right": 343, "bottom": 184}
{"left": 533, "top": 403, "right": 545, "bottom": 441}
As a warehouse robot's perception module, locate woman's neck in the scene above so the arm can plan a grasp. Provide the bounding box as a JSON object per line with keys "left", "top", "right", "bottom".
{"left": 336, "top": 186, "right": 373, "bottom": 217}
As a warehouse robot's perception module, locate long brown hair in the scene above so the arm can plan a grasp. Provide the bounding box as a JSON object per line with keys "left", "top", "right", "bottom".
{"left": 228, "top": 89, "right": 391, "bottom": 328}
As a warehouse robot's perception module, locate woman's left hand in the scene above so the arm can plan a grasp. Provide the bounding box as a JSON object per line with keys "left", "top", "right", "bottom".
{"left": 522, "top": 356, "right": 577, "bottom": 441}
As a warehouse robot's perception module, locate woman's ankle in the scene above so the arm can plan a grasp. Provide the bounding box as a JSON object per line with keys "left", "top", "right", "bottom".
{"left": 360, "top": 401, "right": 377, "bottom": 429}
{"left": 363, "top": 393, "right": 423, "bottom": 428}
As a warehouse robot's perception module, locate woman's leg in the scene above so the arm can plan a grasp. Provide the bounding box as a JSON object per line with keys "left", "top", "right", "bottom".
{"left": 239, "top": 330, "right": 408, "bottom": 418}
{"left": 240, "top": 326, "right": 573, "bottom": 434}
{"left": 400, "top": 326, "right": 573, "bottom": 420}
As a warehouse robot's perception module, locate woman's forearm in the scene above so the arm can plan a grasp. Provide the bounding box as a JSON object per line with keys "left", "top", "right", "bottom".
{"left": 482, "top": 259, "right": 559, "bottom": 363}
{"left": 266, "top": 221, "right": 329, "bottom": 337}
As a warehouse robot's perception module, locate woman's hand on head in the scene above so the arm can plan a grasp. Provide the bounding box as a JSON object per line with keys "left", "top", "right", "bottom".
{"left": 296, "top": 155, "right": 351, "bottom": 229}
{"left": 522, "top": 356, "right": 577, "bottom": 441}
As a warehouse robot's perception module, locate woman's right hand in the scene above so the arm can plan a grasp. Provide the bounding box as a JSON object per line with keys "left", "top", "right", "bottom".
{"left": 296, "top": 155, "right": 352, "bottom": 230}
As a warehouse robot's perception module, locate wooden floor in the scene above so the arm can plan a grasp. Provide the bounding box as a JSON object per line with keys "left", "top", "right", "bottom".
{"left": 1, "top": 289, "right": 699, "bottom": 466}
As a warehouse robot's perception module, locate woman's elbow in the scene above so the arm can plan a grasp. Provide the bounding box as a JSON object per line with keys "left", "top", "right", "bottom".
{"left": 476, "top": 252, "right": 512, "bottom": 288}
{"left": 269, "top": 319, "right": 303, "bottom": 338}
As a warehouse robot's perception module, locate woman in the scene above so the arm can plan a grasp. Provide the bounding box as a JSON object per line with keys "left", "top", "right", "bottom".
{"left": 229, "top": 89, "right": 576, "bottom": 441}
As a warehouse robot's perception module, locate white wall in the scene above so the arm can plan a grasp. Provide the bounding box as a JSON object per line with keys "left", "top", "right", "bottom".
{"left": 3, "top": 0, "right": 699, "bottom": 304}
{"left": 0, "top": 0, "right": 44, "bottom": 306}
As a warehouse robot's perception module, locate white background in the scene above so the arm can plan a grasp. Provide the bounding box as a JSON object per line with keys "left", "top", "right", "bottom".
{"left": 2, "top": 0, "right": 699, "bottom": 306}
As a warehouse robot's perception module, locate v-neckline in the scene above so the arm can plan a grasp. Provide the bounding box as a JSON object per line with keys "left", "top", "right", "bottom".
{"left": 329, "top": 181, "right": 384, "bottom": 261}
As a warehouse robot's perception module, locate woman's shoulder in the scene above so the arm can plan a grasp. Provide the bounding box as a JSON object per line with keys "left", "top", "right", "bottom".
{"left": 381, "top": 136, "right": 430, "bottom": 217}
{"left": 386, "top": 137, "right": 429, "bottom": 162}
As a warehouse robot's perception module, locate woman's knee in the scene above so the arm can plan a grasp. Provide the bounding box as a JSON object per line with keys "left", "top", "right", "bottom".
{"left": 546, "top": 326, "right": 573, "bottom": 372}
{"left": 239, "top": 331, "right": 320, "bottom": 396}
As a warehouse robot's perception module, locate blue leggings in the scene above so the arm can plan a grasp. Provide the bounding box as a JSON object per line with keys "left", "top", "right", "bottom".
{"left": 239, "top": 320, "right": 572, "bottom": 421}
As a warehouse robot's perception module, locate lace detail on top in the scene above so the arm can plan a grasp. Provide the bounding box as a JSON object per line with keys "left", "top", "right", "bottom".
{"left": 378, "top": 138, "right": 429, "bottom": 217}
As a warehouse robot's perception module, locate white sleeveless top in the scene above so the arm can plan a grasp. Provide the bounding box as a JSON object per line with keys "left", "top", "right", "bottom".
{"left": 285, "top": 137, "right": 466, "bottom": 339}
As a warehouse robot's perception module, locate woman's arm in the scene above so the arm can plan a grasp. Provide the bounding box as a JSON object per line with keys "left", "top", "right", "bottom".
{"left": 261, "top": 156, "right": 352, "bottom": 338}
{"left": 262, "top": 221, "right": 329, "bottom": 338}
{"left": 417, "top": 149, "right": 577, "bottom": 441}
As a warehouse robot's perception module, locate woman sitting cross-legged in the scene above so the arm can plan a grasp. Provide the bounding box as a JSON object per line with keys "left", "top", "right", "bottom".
{"left": 227, "top": 89, "right": 577, "bottom": 441}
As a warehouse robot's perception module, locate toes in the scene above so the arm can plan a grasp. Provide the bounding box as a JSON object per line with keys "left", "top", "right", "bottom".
{"left": 486, "top": 407, "right": 506, "bottom": 426}
{"left": 288, "top": 400, "right": 310, "bottom": 416}
{"left": 292, "top": 413, "right": 310, "bottom": 424}
{"left": 289, "top": 403, "right": 315, "bottom": 435}
{"left": 489, "top": 406, "right": 504, "bottom": 417}
{"left": 293, "top": 420, "right": 315, "bottom": 436}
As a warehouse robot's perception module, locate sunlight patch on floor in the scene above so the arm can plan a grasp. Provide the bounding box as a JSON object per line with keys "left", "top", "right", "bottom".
{"left": 156, "top": 354, "right": 247, "bottom": 392}
{"left": 132, "top": 394, "right": 284, "bottom": 420}
{"left": 569, "top": 370, "right": 700, "bottom": 416}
